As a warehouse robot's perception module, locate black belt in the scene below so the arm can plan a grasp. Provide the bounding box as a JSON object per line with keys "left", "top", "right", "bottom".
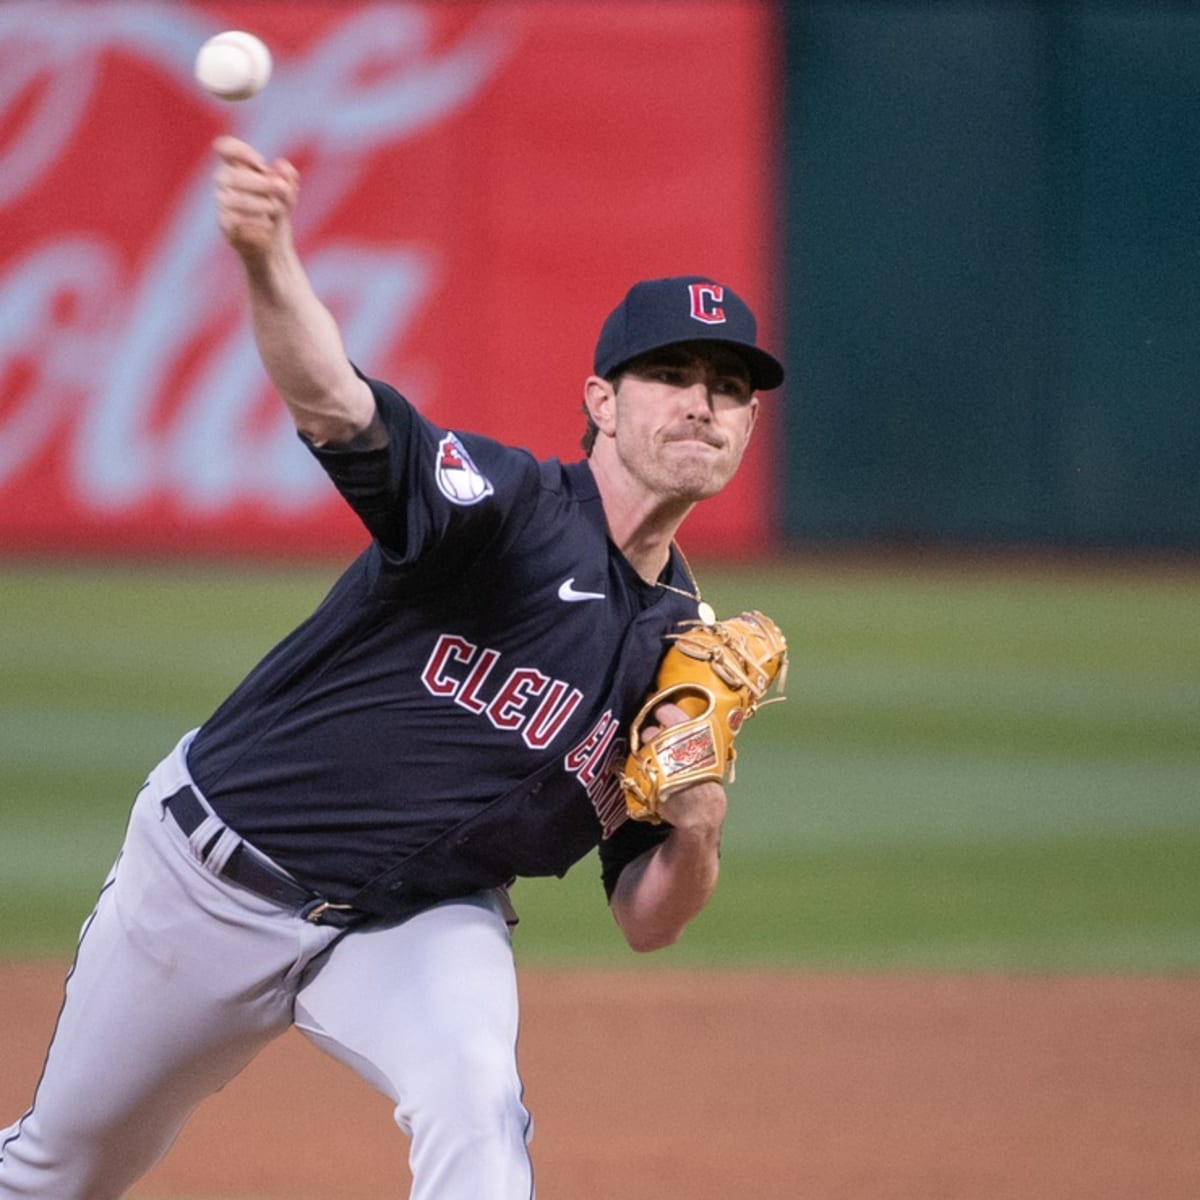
{"left": 164, "top": 785, "right": 365, "bottom": 928}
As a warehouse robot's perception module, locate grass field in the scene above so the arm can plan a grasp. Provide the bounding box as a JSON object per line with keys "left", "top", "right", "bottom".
{"left": 2, "top": 556, "right": 1197, "bottom": 970}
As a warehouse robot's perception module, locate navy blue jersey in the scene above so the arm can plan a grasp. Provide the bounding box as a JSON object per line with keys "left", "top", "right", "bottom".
{"left": 187, "top": 375, "right": 704, "bottom": 918}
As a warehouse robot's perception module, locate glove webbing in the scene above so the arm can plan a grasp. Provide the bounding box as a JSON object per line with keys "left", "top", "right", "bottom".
{"left": 671, "top": 622, "right": 788, "bottom": 708}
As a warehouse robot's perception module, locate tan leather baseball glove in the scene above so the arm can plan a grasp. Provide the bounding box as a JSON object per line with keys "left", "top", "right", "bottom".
{"left": 618, "top": 610, "right": 788, "bottom": 823}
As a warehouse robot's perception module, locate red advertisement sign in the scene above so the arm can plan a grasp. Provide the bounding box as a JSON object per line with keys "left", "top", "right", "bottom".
{"left": 0, "top": 1, "right": 782, "bottom": 558}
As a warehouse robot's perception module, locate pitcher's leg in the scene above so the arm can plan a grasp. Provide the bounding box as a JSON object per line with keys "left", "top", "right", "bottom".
{"left": 295, "top": 898, "right": 533, "bottom": 1200}
{"left": 0, "top": 785, "right": 326, "bottom": 1200}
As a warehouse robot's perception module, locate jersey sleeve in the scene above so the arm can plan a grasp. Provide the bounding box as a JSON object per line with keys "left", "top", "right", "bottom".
{"left": 597, "top": 816, "right": 672, "bottom": 901}
{"left": 305, "top": 372, "right": 537, "bottom": 568}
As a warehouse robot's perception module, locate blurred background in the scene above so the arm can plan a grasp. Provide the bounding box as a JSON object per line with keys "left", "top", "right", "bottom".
{"left": 1, "top": 0, "right": 1197, "bottom": 971}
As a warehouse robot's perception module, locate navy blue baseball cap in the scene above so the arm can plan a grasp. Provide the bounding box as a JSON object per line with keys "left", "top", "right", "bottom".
{"left": 593, "top": 275, "right": 785, "bottom": 392}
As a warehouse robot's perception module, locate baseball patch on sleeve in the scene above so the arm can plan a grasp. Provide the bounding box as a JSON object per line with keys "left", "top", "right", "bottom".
{"left": 435, "top": 432, "right": 495, "bottom": 505}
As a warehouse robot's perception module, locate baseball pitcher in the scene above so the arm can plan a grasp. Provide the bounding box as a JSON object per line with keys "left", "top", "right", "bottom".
{"left": 0, "top": 135, "right": 786, "bottom": 1200}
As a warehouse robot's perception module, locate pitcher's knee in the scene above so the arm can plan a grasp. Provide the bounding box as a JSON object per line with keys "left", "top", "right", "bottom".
{"left": 401, "top": 1041, "right": 530, "bottom": 1147}
{"left": 0, "top": 1127, "right": 136, "bottom": 1200}
{"left": 402, "top": 1067, "right": 533, "bottom": 1200}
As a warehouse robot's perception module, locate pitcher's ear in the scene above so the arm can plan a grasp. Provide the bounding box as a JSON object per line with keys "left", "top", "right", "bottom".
{"left": 584, "top": 375, "right": 618, "bottom": 436}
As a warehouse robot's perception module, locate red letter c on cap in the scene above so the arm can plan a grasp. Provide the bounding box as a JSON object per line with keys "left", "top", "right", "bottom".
{"left": 688, "top": 283, "right": 726, "bottom": 325}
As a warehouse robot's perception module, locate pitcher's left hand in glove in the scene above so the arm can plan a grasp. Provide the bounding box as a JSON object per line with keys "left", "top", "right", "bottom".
{"left": 619, "top": 610, "right": 788, "bottom": 823}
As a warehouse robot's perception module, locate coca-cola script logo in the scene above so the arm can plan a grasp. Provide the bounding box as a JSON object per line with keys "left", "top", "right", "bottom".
{"left": 0, "top": 3, "right": 512, "bottom": 525}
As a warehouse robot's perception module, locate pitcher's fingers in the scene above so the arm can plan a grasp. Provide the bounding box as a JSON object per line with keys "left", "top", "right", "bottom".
{"left": 213, "top": 135, "right": 268, "bottom": 173}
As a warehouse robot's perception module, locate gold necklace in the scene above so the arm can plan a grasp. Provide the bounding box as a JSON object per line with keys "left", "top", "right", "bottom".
{"left": 658, "top": 542, "right": 717, "bottom": 625}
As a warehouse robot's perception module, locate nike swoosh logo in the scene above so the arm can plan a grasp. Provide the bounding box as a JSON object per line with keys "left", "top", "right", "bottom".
{"left": 558, "top": 578, "right": 606, "bottom": 603}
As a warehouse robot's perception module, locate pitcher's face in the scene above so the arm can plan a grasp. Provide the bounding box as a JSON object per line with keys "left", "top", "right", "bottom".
{"left": 608, "top": 343, "right": 759, "bottom": 502}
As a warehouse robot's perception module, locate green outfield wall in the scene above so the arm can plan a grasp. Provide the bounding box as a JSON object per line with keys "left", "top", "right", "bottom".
{"left": 781, "top": 1, "right": 1200, "bottom": 550}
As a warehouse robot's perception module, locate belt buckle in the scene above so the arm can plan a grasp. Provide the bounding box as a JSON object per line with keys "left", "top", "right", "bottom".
{"left": 302, "top": 899, "right": 355, "bottom": 925}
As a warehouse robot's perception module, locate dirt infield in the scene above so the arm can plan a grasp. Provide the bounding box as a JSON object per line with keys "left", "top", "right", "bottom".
{"left": 2, "top": 964, "right": 1198, "bottom": 1199}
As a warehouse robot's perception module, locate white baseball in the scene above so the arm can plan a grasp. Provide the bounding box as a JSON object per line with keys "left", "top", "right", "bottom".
{"left": 194, "top": 31, "right": 272, "bottom": 102}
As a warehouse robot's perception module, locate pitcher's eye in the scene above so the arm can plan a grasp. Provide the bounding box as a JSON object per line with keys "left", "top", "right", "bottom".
{"left": 713, "top": 377, "right": 751, "bottom": 400}
{"left": 646, "top": 367, "right": 688, "bottom": 386}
